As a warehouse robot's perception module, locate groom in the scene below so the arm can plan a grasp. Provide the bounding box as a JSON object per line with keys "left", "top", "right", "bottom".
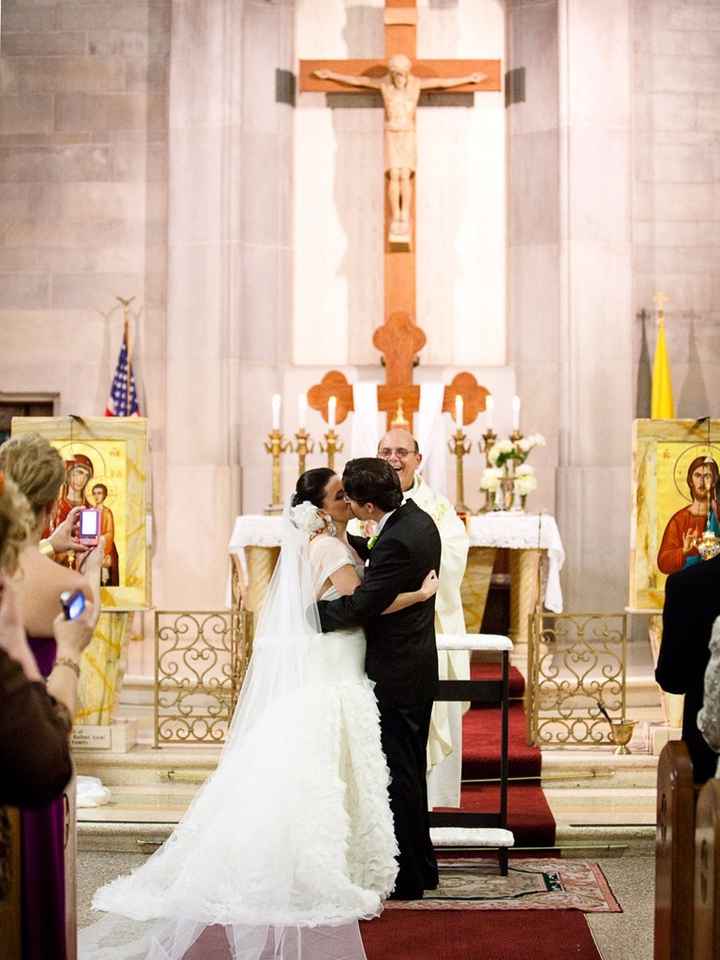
{"left": 317, "top": 458, "right": 441, "bottom": 899}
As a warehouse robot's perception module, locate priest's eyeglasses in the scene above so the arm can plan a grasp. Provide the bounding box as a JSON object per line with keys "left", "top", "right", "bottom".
{"left": 379, "top": 447, "right": 414, "bottom": 459}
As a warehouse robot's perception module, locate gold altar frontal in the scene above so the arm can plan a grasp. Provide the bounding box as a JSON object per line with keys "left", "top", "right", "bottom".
{"left": 232, "top": 543, "right": 544, "bottom": 649}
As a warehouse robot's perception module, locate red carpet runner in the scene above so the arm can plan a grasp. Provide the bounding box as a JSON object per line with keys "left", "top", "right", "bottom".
{"left": 361, "top": 909, "right": 601, "bottom": 960}
{"left": 447, "top": 661, "right": 556, "bottom": 847}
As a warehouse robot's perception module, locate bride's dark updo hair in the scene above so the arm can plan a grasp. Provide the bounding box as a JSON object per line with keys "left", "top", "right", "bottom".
{"left": 292, "top": 468, "right": 335, "bottom": 508}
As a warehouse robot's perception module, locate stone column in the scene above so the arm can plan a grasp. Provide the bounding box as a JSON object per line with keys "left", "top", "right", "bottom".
{"left": 509, "top": 0, "right": 633, "bottom": 613}
{"left": 555, "top": 0, "right": 634, "bottom": 612}
{"left": 507, "top": 0, "right": 562, "bottom": 522}
{"left": 162, "top": 0, "right": 245, "bottom": 609}
{"left": 162, "top": 0, "right": 295, "bottom": 608}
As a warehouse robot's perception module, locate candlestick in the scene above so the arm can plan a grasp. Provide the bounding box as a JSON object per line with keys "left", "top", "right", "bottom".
{"left": 293, "top": 428, "right": 314, "bottom": 476}
{"left": 320, "top": 427, "right": 344, "bottom": 472}
{"left": 328, "top": 395, "right": 337, "bottom": 429}
{"left": 454, "top": 394, "right": 464, "bottom": 427}
{"left": 448, "top": 427, "right": 471, "bottom": 515}
{"left": 264, "top": 429, "right": 291, "bottom": 514}
{"left": 512, "top": 394, "right": 520, "bottom": 432}
{"left": 298, "top": 392, "right": 307, "bottom": 430}
{"left": 271, "top": 394, "right": 281, "bottom": 430}
{"left": 478, "top": 427, "right": 498, "bottom": 513}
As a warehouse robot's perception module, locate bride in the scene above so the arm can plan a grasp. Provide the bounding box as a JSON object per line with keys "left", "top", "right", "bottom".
{"left": 79, "top": 467, "right": 438, "bottom": 960}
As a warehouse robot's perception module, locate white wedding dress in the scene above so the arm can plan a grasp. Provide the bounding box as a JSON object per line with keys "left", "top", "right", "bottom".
{"left": 79, "top": 530, "right": 398, "bottom": 960}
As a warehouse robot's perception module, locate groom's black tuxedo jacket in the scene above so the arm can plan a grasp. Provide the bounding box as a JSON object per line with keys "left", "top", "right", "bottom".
{"left": 656, "top": 553, "right": 720, "bottom": 782}
{"left": 317, "top": 500, "right": 441, "bottom": 706}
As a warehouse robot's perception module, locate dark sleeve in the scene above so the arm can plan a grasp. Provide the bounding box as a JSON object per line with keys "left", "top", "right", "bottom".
{"left": 347, "top": 533, "right": 370, "bottom": 561}
{"left": 318, "top": 537, "right": 411, "bottom": 633}
{"left": 656, "top": 572, "right": 692, "bottom": 694}
{"left": 0, "top": 651, "right": 73, "bottom": 808}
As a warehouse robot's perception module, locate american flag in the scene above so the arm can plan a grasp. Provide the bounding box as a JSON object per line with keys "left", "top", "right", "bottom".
{"left": 105, "top": 325, "right": 140, "bottom": 417}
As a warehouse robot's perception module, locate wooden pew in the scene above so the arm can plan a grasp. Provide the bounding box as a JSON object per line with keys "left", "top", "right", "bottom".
{"left": 693, "top": 779, "right": 720, "bottom": 960}
{"left": 655, "top": 740, "right": 696, "bottom": 960}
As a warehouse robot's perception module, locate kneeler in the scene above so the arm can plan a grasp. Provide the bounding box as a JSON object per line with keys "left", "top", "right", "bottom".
{"left": 429, "top": 634, "right": 514, "bottom": 876}
{"left": 694, "top": 778, "right": 720, "bottom": 960}
{"left": 654, "top": 741, "right": 697, "bottom": 960}
{"left": 0, "top": 807, "right": 22, "bottom": 960}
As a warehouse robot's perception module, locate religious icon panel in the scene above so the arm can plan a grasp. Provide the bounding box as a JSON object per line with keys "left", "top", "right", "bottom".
{"left": 630, "top": 419, "right": 720, "bottom": 610}
{"left": 11, "top": 416, "right": 151, "bottom": 610}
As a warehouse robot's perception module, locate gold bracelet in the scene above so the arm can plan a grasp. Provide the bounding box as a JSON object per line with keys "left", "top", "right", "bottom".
{"left": 53, "top": 657, "right": 81, "bottom": 679}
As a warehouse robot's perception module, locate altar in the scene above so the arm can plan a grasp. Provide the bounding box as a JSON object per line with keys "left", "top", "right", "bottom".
{"left": 228, "top": 511, "right": 564, "bottom": 650}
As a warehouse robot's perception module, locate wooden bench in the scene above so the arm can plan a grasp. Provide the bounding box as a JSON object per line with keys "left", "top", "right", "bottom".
{"left": 694, "top": 778, "right": 720, "bottom": 960}
{"left": 429, "top": 633, "right": 514, "bottom": 875}
{"left": 654, "top": 740, "right": 696, "bottom": 960}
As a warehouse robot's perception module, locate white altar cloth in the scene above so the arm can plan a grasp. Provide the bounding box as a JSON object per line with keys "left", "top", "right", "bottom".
{"left": 228, "top": 512, "right": 565, "bottom": 612}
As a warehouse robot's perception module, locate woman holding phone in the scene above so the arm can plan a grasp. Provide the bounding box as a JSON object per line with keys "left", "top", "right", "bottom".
{"left": 0, "top": 433, "right": 103, "bottom": 960}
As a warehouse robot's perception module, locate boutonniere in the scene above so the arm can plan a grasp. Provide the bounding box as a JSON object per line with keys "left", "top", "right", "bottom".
{"left": 368, "top": 534, "right": 378, "bottom": 550}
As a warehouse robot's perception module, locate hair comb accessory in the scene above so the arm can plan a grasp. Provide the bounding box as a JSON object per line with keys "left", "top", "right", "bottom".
{"left": 0, "top": 470, "right": 5, "bottom": 496}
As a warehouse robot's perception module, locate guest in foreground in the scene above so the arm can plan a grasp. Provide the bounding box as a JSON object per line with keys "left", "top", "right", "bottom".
{"left": 656, "top": 543, "right": 720, "bottom": 783}
{"left": 698, "top": 615, "right": 720, "bottom": 772}
{"left": 0, "top": 434, "right": 103, "bottom": 960}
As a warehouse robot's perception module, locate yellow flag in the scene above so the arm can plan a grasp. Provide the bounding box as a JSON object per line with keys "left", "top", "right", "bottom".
{"left": 651, "top": 316, "right": 675, "bottom": 419}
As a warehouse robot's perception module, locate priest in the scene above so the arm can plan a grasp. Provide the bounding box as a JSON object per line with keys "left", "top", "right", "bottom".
{"left": 349, "top": 427, "right": 470, "bottom": 807}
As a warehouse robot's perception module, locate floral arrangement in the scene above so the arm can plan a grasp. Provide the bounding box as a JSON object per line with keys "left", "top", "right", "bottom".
{"left": 479, "top": 434, "right": 545, "bottom": 509}
{"left": 290, "top": 500, "right": 326, "bottom": 535}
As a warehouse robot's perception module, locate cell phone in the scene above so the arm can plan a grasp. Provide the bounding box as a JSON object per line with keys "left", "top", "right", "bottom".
{"left": 78, "top": 508, "right": 100, "bottom": 546}
{"left": 60, "top": 590, "right": 86, "bottom": 621}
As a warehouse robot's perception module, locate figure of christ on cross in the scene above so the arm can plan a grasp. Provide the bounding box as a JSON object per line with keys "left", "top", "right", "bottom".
{"left": 314, "top": 54, "right": 485, "bottom": 239}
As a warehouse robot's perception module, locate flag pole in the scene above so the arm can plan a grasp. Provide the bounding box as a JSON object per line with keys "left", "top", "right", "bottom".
{"left": 116, "top": 296, "right": 135, "bottom": 418}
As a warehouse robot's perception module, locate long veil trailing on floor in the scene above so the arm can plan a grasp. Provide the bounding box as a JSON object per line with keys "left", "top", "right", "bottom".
{"left": 78, "top": 505, "right": 373, "bottom": 960}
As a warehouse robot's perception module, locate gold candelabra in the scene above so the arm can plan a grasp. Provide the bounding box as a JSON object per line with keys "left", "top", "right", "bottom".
{"left": 292, "top": 429, "right": 314, "bottom": 476}
{"left": 448, "top": 428, "right": 471, "bottom": 515}
{"left": 478, "top": 427, "right": 497, "bottom": 512}
{"left": 264, "top": 429, "right": 291, "bottom": 514}
{"left": 320, "top": 429, "right": 343, "bottom": 471}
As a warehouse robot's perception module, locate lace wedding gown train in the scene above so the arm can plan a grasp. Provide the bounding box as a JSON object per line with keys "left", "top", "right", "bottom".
{"left": 79, "top": 533, "right": 398, "bottom": 960}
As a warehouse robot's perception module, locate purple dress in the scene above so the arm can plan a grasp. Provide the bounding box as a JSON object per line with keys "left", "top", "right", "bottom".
{"left": 21, "top": 635, "right": 67, "bottom": 960}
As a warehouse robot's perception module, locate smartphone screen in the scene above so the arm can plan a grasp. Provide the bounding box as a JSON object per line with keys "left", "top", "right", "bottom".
{"left": 80, "top": 510, "right": 99, "bottom": 537}
{"left": 60, "top": 590, "right": 86, "bottom": 620}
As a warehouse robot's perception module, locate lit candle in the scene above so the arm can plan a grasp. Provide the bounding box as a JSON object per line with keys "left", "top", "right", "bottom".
{"left": 512, "top": 395, "right": 521, "bottom": 432}
{"left": 485, "top": 394, "right": 494, "bottom": 431}
{"left": 298, "top": 393, "right": 307, "bottom": 430}
{"left": 454, "top": 394, "right": 463, "bottom": 427}
{"left": 328, "top": 395, "right": 337, "bottom": 429}
{"left": 271, "top": 394, "right": 281, "bottom": 430}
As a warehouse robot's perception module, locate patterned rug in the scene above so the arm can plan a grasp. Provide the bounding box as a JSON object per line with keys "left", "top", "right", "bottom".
{"left": 383, "top": 858, "right": 621, "bottom": 912}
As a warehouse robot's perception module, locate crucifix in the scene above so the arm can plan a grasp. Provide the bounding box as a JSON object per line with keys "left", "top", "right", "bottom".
{"left": 301, "top": 0, "right": 501, "bottom": 432}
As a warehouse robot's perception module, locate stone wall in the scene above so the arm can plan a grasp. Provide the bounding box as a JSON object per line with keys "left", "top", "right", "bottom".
{"left": 632, "top": 0, "right": 720, "bottom": 419}
{"left": 0, "top": 1, "right": 169, "bottom": 419}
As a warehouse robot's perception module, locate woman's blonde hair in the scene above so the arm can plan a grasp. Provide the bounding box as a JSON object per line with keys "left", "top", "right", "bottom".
{"left": 0, "top": 472, "right": 32, "bottom": 574}
{"left": 0, "top": 433, "right": 65, "bottom": 519}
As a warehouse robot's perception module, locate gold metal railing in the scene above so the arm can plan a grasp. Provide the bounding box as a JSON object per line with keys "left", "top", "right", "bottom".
{"left": 527, "top": 611, "right": 628, "bottom": 747}
{"left": 154, "top": 609, "right": 253, "bottom": 747}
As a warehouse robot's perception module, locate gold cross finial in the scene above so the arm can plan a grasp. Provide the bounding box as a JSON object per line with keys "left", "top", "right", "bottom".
{"left": 654, "top": 292, "right": 670, "bottom": 315}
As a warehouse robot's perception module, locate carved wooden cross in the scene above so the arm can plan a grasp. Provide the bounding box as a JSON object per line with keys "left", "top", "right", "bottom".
{"left": 302, "top": 0, "right": 500, "bottom": 430}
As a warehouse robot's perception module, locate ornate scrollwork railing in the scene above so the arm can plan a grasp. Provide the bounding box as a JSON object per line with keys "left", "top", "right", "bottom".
{"left": 527, "top": 611, "right": 628, "bottom": 747}
{"left": 154, "top": 610, "right": 253, "bottom": 747}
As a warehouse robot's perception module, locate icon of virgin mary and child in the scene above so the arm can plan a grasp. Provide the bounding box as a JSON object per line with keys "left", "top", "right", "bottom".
{"left": 51, "top": 453, "right": 120, "bottom": 586}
